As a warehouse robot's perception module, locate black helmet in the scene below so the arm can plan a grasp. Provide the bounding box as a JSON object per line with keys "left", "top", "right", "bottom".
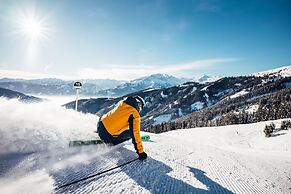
{"left": 134, "top": 95, "right": 145, "bottom": 111}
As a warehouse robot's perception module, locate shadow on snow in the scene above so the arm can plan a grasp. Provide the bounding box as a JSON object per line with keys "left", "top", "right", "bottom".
{"left": 54, "top": 146, "right": 233, "bottom": 194}
{"left": 119, "top": 149, "right": 234, "bottom": 194}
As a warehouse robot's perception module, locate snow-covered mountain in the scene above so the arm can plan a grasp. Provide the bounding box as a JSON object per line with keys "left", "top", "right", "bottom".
{"left": 251, "top": 65, "right": 291, "bottom": 78}
{"left": 96, "top": 73, "right": 189, "bottom": 97}
{"left": 0, "top": 74, "right": 187, "bottom": 97}
{"left": 66, "top": 66, "right": 291, "bottom": 131}
{"left": 0, "top": 99, "right": 290, "bottom": 194}
{"left": 194, "top": 75, "right": 222, "bottom": 83}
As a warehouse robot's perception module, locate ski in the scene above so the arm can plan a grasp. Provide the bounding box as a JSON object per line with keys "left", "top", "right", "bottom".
{"left": 69, "top": 135, "right": 151, "bottom": 147}
{"left": 69, "top": 139, "right": 106, "bottom": 147}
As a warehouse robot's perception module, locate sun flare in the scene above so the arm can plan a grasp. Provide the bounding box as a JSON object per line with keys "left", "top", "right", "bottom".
{"left": 22, "top": 17, "right": 44, "bottom": 39}
{"left": 14, "top": 8, "right": 50, "bottom": 43}
{"left": 12, "top": 6, "right": 53, "bottom": 61}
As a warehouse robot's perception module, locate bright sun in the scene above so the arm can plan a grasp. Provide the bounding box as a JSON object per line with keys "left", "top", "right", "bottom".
{"left": 18, "top": 15, "right": 48, "bottom": 42}
{"left": 15, "top": 8, "right": 50, "bottom": 43}
{"left": 13, "top": 6, "right": 52, "bottom": 61}
{"left": 22, "top": 17, "right": 44, "bottom": 40}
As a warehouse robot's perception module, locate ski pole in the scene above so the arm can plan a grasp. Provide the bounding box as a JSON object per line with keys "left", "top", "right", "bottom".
{"left": 55, "top": 158, "right": 139, "bottom": 190}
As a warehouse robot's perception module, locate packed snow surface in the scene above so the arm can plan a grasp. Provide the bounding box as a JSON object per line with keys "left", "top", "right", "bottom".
{"left": 0, "top": 98, "right": 291, "bottom": 194}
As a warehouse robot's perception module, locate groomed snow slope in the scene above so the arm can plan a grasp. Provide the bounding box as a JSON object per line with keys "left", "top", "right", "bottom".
{"left": 0, "top": 98, "right": 290, "bottom": 194}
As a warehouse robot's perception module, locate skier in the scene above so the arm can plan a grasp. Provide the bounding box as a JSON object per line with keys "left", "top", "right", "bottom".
{"left": 97, "top": 96, "right": 147, "bottom": 161}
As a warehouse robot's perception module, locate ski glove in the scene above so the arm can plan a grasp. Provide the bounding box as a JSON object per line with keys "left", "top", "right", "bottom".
{"left": 138, "top": 152, "right": 147, "bottom": 160}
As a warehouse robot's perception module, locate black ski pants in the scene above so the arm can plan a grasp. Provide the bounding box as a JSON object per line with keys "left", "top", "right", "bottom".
{"left": 97, "top": 121, "right": 131, "bottom": 145}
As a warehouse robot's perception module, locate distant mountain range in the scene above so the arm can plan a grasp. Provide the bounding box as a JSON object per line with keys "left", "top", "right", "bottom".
{"left": 0, "top": 74, "right": 189, "bottom": 97}
{"left": 95, "top": 74, "right": 189, "bottom": 97}
{"left": 64, "top": 66, "right": 291, "bottom": 132}
{"left": 0, "top": 78, "right": 124, "bottom": 96}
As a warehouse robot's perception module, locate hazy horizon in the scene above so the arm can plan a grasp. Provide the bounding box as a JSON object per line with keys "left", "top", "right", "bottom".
{"left": 0, "top": 65, "right": 290, "bottom": 81}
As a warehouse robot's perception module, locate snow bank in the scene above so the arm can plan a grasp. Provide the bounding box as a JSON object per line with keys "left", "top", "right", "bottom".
{"left": 0, "top": 97, "right": 98, "bottom": 155}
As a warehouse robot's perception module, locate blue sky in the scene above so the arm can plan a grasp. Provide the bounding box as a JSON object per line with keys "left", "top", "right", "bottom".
{"left": 0, "top": 0, "right": 290, "bottom": 80}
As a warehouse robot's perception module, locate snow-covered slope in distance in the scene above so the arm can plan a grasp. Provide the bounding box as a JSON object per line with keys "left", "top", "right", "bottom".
{"left": 0, "top": 98, "right": 290, "bottom": 194}
{"left": 251, "top": 65, "right": 291, "bottom": 78}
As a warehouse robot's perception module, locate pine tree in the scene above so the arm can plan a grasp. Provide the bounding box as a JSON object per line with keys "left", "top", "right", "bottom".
{"left": 264, "top": 123, "right": 275, "bottom": 137}
{"left": 281, "top": 120, "right": 291, "bottom": 130}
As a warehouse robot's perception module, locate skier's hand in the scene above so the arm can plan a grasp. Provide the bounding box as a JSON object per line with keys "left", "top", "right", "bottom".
{"left": 138, "top": 152, "right": 147, "bottom": 160}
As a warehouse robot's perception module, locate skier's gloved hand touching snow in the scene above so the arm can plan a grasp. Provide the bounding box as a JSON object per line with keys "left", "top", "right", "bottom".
{"left": 138, "top": 152, "right": 147, "bottom": 160}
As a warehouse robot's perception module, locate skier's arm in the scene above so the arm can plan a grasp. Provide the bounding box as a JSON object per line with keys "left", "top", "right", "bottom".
{"left": 128, "top": 111, "right": 144, "bottom": 154}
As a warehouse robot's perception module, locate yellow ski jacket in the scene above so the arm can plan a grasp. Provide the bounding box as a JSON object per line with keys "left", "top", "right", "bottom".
{"left": 100, "top": 97, "right": 144, "bottom": 153}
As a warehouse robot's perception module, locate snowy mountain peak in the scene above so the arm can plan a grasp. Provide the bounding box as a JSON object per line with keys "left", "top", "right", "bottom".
{"left": 149, "top": 73, "right": 171, "bottom": 78}
{"left": 97, "top": 74, "right": 190, "bottom": 97}
{"left": 124, "top": 73, "right": 178, "bottom": 86}
{"left": 196, "top": 75, "right": 211, "bottom": 83}
{"left": 194, "top": 75, "right": 222, "bottom": 83}
{"left": 251, "top": 65, "right": 291, "bottom": 78}
{"left": 135, "top": 73, "right": 179, "bottom": 82}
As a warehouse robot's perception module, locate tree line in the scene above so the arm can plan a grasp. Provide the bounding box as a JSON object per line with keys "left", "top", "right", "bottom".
{"left": 146, "top": 85, "right": 291, "bottom": 134}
